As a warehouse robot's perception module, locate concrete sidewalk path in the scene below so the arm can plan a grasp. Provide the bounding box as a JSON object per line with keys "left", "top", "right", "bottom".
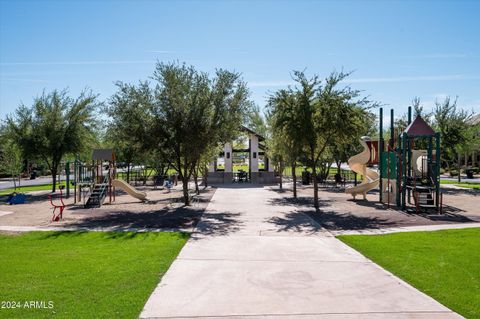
{"left": 140, "top": 185, "right": 461, "bottom": 319}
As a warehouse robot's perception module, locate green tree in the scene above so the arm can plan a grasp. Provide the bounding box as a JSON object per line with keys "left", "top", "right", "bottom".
{"left": 6, "top": 89, "right": 99, "bottom": 192}
{"left": 106, "top": 81, "right": 156, "bottom": 183}
{"left": 267, "top": 89, "right": 304, "bottom": 197}
{"left": 151, "top": 62, "right": 250, "bottom": 205}
{"left": 247, "top": 104, "right": 268, "bottom": 138}
{"left": 289, "top": 70, "right": 375, "bottom": 209}
{"left": 0, "top": 139, "right": 23, "bottom": 190}
{"left": 395, "top": 97, "right": 433, "bottom": 132}
{"left": 456, "top": 124, "right": 479, "bottom": 181}
{"left": 433, "top": 96, "right": 472, "bottom": 176}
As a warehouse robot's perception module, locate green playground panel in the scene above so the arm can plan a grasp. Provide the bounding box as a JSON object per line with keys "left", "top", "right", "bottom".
{"left": 381, "top": 151, "right": 397, "bottom": 180}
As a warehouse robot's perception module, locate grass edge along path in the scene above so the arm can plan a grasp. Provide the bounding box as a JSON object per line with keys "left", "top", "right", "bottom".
{"left": 0, "top": 231, "right": 189, "bottom": 319}
{"left": 0, "top": 183, "right": 67, "bottom": 196}
{"left": 440, "top": 180, "right": 480, "bottom": 190}
{"left": 338, "top": 228, "right": 480, "bottom": 319}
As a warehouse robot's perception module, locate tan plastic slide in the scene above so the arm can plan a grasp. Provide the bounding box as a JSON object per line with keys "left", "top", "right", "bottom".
{"left": 345, "top": 136, "right": 379, "bottom": 200}
{"left": 112, "top": 179, "right": 147, "bottom": 201}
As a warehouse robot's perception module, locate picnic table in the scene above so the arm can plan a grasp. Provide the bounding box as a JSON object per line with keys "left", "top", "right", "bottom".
{"left": 233, "top": 171, "right": 249, "bottom": 183}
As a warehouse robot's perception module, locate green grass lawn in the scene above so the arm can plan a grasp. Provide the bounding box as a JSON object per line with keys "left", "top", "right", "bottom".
{"left": 440, "top": 180, "right": 480, "bottom": 189}
{"left": 0, "top": 231, "right": 188, "bottom": 319}
{"left": 338, "top": 228, "right": 480, "bottom": 319}
{"left": 0, "top": 183, "right": 66, "bottom": 196}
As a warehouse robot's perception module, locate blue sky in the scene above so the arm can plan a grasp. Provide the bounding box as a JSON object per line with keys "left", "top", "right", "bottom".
{"left": 1, "top": 0, "right": 479, "bottom": 121}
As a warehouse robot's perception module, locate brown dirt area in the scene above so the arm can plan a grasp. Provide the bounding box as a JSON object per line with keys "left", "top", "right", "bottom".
{"left": 273, "top": 183, "right": 480, "bottom": 231}
{"left": 0, "top": 184, "right": 216, "bottom": 232}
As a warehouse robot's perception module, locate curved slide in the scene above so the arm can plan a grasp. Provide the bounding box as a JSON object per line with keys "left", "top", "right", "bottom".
{"left": 345, "top": 136, "right": 379, "bottom": 200}
{"left": 112, "top": 179, "right": 147, "bottom": 201}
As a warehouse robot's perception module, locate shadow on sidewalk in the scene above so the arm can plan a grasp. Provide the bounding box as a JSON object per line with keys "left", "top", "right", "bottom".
{"left": 193, "top": 211, "right": 244, "bottom": 238}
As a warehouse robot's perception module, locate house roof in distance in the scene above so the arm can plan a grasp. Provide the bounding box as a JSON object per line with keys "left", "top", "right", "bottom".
{"left": 241, "top": 125, "right": 265, "bottom": 141}
{"left": 468, "top": 113, "right": 480, "bottom": 125}
{"left": 404, "top": 115, "right": 435, "bottom": 136}
{"left": 92, "top": 149, "right": 116, "bottom": 161}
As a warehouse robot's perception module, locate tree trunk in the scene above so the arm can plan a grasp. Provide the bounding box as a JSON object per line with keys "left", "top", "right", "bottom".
{"left": 193, "top": 169, "right": 200, "bottom": 195}
{"left": 278, "top": 161, "right": 283, "bottom": 189}
{"left": 203, "top": 166, "right": 208, "bottom": 188}
{"left": 312, "top": 165, "right": 319, "bottom": 209}
{"left": 337, "top": 161, "right": 342, "bottom": 174}
{"left": 292, "top": 161, "right": 297, "bottom": 198}
{"left": 12, "top": 172, "right": 17, "bottom": 190}
{"left": 457, "top": 153, "right": 461, "bottom": 183}
{"left": 182, "top": 177, "right": 190, "bottom": 206}
{"left": 126, "top": 164, "right": 131, "bottom": 183}
{"left": 51, "top": 169, "right": 57, "bottom": 193}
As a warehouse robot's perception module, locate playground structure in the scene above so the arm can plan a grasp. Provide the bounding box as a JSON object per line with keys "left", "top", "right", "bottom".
{"left": 71, "top": 149, "right": 117, "bottom": 208}
{"left": 70, "top": 149, "right": 147, "bottom": 208}
{"left": 111, "top": 179, "right": 147, "bottom": 201}
{"left": 346, "top": 106, "right": 442, "bottom": 213}
{"left": 345, "top": 136, "right": 380, "bottom": 200}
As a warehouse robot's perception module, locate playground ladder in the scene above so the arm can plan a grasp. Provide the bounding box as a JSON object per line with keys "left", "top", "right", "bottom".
{"left": 412, "top": 185, "right": 436, "bottom": 213}
{"left": 84, "top": 176, "right": 109, "bottom": 208}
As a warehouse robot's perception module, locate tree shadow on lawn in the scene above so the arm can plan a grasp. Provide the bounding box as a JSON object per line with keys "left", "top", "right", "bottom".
{"left": 37, "top": 229, "right": 190, "bottom": 241}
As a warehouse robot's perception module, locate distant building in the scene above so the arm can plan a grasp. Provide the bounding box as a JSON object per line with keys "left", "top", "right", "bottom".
{"left": 207, "top": 126, "right": 277, "bottom": 184}
{"left": 465, "top": 114, "right": 480, "bottom": 167}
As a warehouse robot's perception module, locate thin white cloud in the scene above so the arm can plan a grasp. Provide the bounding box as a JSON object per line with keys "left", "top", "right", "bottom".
{"left": 344, "top": 74, "right": 480, "bottom": 84}
{"left": 415, "top": 53, "right": 469, "bottom": 59}
{"left": 0, "top": 60, "right": 155, "bottom": 66}
{"left": 0, "top": 77, "right": 48, "bottom": 83}
{"left": 249, "top": 80, "right": 295, "bottom": 88}
{"left": 431, "top": 93, "right": 449, "bottom": 100}
{"left": 147, "top": 50, "right": 177, "bottom": 54}
{"left": 147, "top": 49, "right": 248, "bottom": 55}
{"left": 249, "top": 74, "right": 479, "bottom": 88}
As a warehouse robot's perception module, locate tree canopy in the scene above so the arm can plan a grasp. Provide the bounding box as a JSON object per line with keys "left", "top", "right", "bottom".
{"left": 6, "top": 89, "right": 99, "bottom": 192}
{"left": 268, "top": 70, "right": 376, "bottom": 208}
{"left": 150, "top": 62, "right": 251, "bottom": 204}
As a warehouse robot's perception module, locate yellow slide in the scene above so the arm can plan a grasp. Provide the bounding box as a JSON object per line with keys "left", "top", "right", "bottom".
{"left": 112, "top": 179, "right": 147, "bottom": 201}
{"left": 345, "top": 136, "right": 379, "bottom": 200}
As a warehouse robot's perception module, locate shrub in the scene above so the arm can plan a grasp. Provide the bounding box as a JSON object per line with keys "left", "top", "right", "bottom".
{"left": 449, "top": 170, "right": 459, "bottom": 177}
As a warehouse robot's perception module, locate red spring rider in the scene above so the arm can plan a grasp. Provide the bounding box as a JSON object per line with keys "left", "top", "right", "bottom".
{"left": 48, "top": 186, "right": 66, "bottom": 222}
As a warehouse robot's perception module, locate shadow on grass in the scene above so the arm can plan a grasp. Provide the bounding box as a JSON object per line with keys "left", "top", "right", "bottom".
{"left": 37, "top": 230, "right": 190, "bottom": 241}
{"left": 38, "top": 230, "right": 89, "bottom": 239}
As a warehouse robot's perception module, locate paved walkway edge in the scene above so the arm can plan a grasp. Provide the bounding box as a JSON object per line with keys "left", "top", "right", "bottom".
{"left": 329, "top": 222, "right": 480, "bottom": 236}
{"left": 1, "top": 222, "right": 478, "bottom": 235}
